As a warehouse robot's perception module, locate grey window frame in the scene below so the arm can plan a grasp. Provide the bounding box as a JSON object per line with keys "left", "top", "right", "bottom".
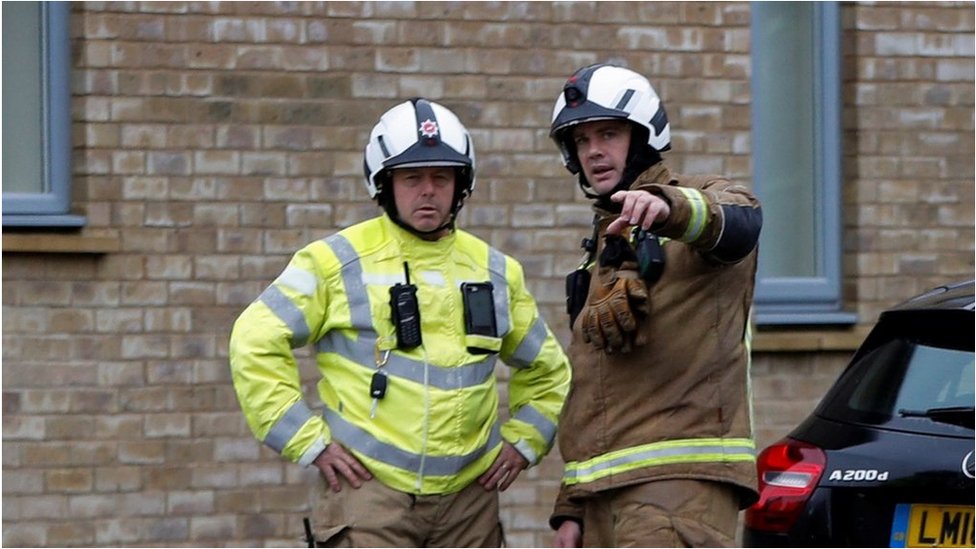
{"left": 2, "top": 1, "right": 82, "bottom": 227}
{"left": 750, "top": 1, "right": 856, "bottom": 325}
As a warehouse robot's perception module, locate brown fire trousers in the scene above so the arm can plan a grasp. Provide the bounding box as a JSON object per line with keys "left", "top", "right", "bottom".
{"left": 580, "top": 479, "right": 740, "bottom": 547}
{"left": 311, "top": 477, "right": 504, "bottom": 547}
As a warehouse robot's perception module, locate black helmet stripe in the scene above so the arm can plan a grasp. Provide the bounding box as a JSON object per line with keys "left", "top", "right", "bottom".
{"left": 615, "top": 89, "right": 635, "bottom": 110}
{"left": 377, "top": 135, "right": 391, "bottom": 158}
{"left": 413, "top": 98, "right": 439, "bottom": 143}
{"left": 650, "top": 106, "right": 668, "bottom": 135}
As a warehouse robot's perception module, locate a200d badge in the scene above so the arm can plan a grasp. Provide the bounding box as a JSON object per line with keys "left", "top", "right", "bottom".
{"left": 827, "top": 469, "right": 890, "bottom": 482}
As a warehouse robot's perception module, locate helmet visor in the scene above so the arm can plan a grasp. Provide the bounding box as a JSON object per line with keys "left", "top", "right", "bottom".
{"left": 383, "top": 139, "right": 472, "bottom": 170}
{"left": 550, "top": 101, "right": 627, "bottom": 138}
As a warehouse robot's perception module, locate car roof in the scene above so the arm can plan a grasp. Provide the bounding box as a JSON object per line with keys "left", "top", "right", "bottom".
{"left": 888, "top": 279, "right": 975, "bottom": 313}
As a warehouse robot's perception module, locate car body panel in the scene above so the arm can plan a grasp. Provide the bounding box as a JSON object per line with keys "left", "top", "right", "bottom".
{"left": 744, "top": 281, "right": 975, "bottom": 547}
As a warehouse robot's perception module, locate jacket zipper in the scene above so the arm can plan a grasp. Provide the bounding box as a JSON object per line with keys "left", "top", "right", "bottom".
{"left": 416, "top": 347, "right": 431, "bottom": 490}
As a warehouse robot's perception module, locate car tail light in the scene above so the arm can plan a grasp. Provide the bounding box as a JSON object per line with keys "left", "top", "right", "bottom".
{"left": 744, "top": 438, "right": 827, "bottom": 533}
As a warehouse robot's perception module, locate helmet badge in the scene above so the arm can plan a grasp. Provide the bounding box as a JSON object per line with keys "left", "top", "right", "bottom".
{"left": 419, "top": 118, "right": 440, "bottom": 144}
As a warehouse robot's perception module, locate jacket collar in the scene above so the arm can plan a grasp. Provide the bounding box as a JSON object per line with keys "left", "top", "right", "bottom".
{"left": 592, "top": 162, "right": 673, "bottom": 219}
{"left": 380, "top": 213, "right": 457, "bottom": 252}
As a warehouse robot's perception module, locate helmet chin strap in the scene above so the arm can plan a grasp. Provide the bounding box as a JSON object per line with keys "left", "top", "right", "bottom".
{"left": 593, "top": 149, "right": 658, "bottom": 212}
{"left": 391, "top": 214, "right": 455, "bottom": 237}
{"left": 378, "top": 182, "right": 467, "bottom": 238}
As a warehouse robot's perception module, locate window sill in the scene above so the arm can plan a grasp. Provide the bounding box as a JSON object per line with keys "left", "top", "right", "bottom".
{"left": 752, "top": 326, "right": 870, "bottom": 353}
{"left": 2, "top": 213, "right": 87, "bottom": 228}
{"left": 2, "top": 232, "right": 120, "bottom": 254}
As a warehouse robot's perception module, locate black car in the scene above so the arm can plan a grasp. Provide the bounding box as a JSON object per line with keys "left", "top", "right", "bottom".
{"left": 744, "top": 280, "right": 975, "bottom": 548}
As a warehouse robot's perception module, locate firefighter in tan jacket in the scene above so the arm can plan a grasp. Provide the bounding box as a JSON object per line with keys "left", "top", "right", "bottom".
{"left": 548, "top": 64, "right": 762, "bottom": 547}
{"left": 230, "top": 99, "right": 571, "bottom": 547}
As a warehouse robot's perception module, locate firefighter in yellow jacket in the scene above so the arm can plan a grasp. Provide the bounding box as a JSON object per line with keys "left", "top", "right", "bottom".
{"left": 548, "top": 64, "right": 762, "bottom": 547}
{"left": 229, "top": 98, "right": 571, "bottom": 547}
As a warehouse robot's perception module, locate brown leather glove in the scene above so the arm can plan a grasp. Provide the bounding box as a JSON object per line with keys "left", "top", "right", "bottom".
{"left": 580, "top": 262, "right": 649, "bottom": 354}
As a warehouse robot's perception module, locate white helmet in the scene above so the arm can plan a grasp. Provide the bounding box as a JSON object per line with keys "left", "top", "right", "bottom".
{"left": 550, "top": 64, "right": 671, "bottom": 175}
{"left": 363, "top": 98, "right": 476, "bottom": 212}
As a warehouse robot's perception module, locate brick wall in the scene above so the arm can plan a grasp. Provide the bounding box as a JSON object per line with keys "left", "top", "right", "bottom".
{"left": 3, "top": 2, "right": 972, "bottom": 547}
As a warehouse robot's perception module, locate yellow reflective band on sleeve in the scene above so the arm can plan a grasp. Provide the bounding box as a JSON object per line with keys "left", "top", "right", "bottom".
{"left": 258, "top": 285, "right": 311, "bottom": 348}
{"left": 562, "top": 437, "right": 756, "bottom": 486}
{"left": 508, "top": 316, "right": 547, "bottom": 368}
{"left": 677, "top": 187, "right": 708, "bottom": 243}
{"left": 513, "top": 403, "right": 557, "bottom": 446}
{"left": 263, "top": 399, "right": 316, "bottom": 453}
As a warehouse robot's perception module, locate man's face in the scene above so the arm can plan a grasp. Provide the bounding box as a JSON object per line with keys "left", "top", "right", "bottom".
{"left": 391, "top": 166, "right": 456, "bottom": 239}
{"left": 571, "top": 119, "right": 632, "bottom": 195}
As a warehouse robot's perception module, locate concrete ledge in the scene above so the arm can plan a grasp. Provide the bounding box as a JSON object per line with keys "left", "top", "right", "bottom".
{"left": 2, "top": 233, "right": 120, "bottom": 254}
{"left": 753, "top": 326, "right": 871, "bottom": 352}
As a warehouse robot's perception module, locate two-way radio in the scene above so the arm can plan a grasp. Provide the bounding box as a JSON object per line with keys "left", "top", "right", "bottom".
{"left": 389, "top": 262, "right": 422, "bottom": 349}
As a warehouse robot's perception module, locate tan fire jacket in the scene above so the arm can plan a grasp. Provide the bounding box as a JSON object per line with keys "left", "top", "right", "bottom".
{"left": 551, "top": 162, "right": 762, "bottom": 527}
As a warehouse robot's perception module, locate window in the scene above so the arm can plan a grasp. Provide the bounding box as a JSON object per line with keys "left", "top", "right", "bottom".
{"left": 827, "top": 341, "right": 973, "bottom": 433}
{"left": 2, "top": 1, "right": 82, "bottom": 227}
{"left": 750, "top": 1, "right": 855, "bottom": 325}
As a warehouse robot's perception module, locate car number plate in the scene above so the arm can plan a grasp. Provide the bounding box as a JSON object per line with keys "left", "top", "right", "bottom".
{"left": 890, "top": 503, "right": 974, "bottom": 548}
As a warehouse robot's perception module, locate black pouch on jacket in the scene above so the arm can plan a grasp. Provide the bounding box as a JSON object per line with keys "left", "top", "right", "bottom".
{"left": 462, "top": 281, "right": 498, "bottom": 354}
{"left": 598, "top": 234, "right": 637, "bottom": 268}
{"left": 634, "top": 229, "right": 665, "bottom": 284}
{"left": 565, "top": 269, "right": 591, "bottom": 330}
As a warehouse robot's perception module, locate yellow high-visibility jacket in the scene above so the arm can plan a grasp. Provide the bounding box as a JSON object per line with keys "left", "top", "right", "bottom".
{"left": 229, "top": 214, "right": 571, "bottom": 495}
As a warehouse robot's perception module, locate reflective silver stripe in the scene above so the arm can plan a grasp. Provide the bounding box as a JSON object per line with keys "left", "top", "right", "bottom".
{"left": 563, "top": 439, "right": 756, "bottom": 484}
{"left": 298, "top": 437, "right": 327, "bottom": 467}
{"left": 513, "top": 403, "right": 557, "bottom": 446}
{"left": 321, "top": 332, "right": 496, "bottom": 390}
{"left": 259, "top": 285, "right": 310, "bottom": 348}
{"left": 614, "top": 88, "right": 635, "bottom": 110}
{"left": 677, "top": 187, "right": 708, "bottom": 243}
{"left": 508, "top": 316, "right": 547, "bottom": 368}
{"left": 488, "top": 247, "right": 510, "bottom": 335}
{"left": 322, "top": 234, "right": 373, "bottom": 330}
{"left": 419, "top": 270, "right": 446, "bottom": 287}
{"left": 324, "top": 407, "right": 502, "bottom": 476}
{"left": 264, "top": 400, "right": 315, "bottom": 453}
{"left": 513, "top": 438, "right": 538, "bottom": 466}
{"left": 275, "top": 266, "right": 317, "bottom": 296}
